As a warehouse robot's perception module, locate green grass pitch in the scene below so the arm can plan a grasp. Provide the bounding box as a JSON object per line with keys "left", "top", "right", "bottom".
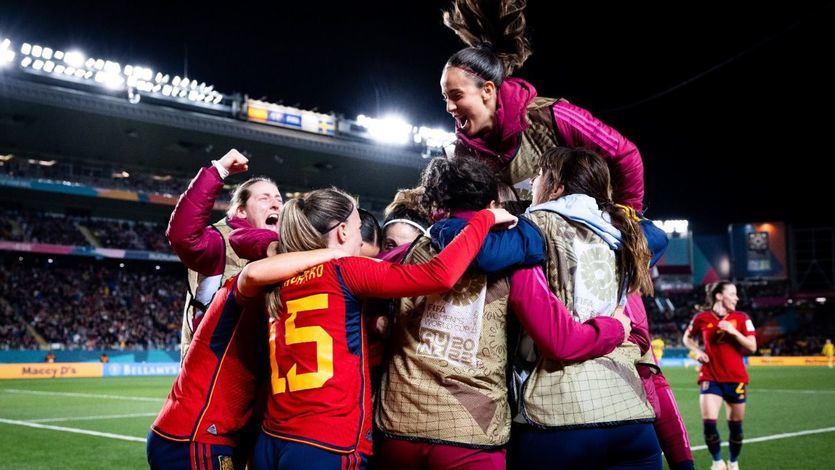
{"left": 0, "top": 367, "right": 833, "bottom": 469}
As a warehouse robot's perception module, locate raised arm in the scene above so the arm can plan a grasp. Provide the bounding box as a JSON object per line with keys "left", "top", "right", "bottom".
{"left": 167, "top": 150, "right": 249, "bottom": 274}
{"left": 553, "top": 100, "right": 644, "bottom": 211}
{"left": 340, "top": 209, "right": 514, "bottom": 298}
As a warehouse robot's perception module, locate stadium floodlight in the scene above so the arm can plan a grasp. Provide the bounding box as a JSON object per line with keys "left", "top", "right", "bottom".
{"left": 357, "top": 114, "right": 413, "bottom": 145}
{"left": 104, "top": 60, "right": 120, "bottom": 74}
{"left": 32, "top": 59, "right": 44, "bottom": 70}
{"left": 53, "top": 50, "right": 64, "bottom": 60}
{"left": 31, "top": 44, "right": 42, "bottom": 58}
{"left": 43, "top": 60, "right": 55, "bottom": 72}
{"left": 42, "top": 47, "right": 53, "bottom": 60}
{"left": 94, "top": 59, "right": 104, "bottom": 70}
{"left": 64, "top": 50, "right": 85, "bottom": 68}
{"left": 654, "top": 219, "right": 689, "bottom": 235}
{"left": 20, "top": 56, "right": 32, "bottom": 67}
{"left": 20, "top": 43, "right": 31, "bottom": 55}
{"left": 95, "top": 71, "right": 124, "bottom": 90}
{"left": 162, "top": 84, "right": 172, "bottom": 96}
{"left": 0, "top": 38, "right": 14, "bottom": 66}
{"left": 213, "top": 95, "right": 223, "bottom": 104}
{"left": 0, "top": 49, "right": 14, "bottom": 66}
{"left": 63, "top": 66, "right": 75, "bottom": 75}
{"left": 54, "top": 64, "right": 65, "bottom": 74}
{"left": 172, "top": 75, "right": 181, "bottom": 86}
{"left": 181, "top": 77, "right": 190, "bottom": 88}
{"left": 418, "top": 126, "right": 456, "bottom": 148}
{"left": 75, "top": 69, "right": 86, "bottom": 78}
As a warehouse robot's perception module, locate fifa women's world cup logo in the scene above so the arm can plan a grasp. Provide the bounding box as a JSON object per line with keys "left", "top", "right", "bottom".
{"left": 416, "top": 275, "right": 487, "bottom": 368}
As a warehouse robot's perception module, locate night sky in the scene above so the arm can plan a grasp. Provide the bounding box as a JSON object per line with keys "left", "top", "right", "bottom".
{"left": 2, "top": 1, "right": 833, "bottom": 232}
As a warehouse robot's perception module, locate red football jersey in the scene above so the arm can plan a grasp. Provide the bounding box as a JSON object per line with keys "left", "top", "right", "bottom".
{"left": 260, "top": 210, "right": 494, "bottom": 456}
{"left": 152, "top": 276, "right": 268, "bottom": 446}
{"left": 687, "top": 311, "right": 755, "bottom": 384}
{"left": 261, "top": 260, "right": 373, "bottom": 455}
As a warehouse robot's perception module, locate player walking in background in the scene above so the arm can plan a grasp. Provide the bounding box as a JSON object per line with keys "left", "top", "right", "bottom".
{"left": 683, "top": 281, "right": 757, "bottom": 470}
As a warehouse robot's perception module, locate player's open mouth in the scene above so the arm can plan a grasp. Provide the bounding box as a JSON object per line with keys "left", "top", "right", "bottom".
{"left": 265, "top": 214, "right": 279, "bottom": 226}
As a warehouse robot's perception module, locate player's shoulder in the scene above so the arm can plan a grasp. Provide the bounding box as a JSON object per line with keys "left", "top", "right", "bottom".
{"left": 693, "top": 311, "right": 713, "bottom": 322}
{"left": 730, "top": 310, "right": 751, "bottom": 320}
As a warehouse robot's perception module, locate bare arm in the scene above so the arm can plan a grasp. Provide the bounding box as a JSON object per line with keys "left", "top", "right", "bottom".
{"left": 682, "top": 329, "right": 709, "bottom": 363}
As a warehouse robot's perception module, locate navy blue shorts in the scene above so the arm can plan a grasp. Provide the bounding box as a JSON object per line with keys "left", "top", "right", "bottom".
{"left": 509, "top": 421, "right": 662, "bottom": 469}
{"left": 252, "top": 432, "right": 367, "bottom": 470}
{"left": 146, "top": 430, "right": 240, "bottom": 469}
{"left": 700, "top": 381, "right": 747, "bottom": 404}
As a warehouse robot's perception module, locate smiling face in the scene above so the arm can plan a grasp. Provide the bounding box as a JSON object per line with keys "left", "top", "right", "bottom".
{"left": 235, "top": 180, "right": 283, "bottom": 233}
{"left": 440, "top": 66, "right": 497, "bottom": 137}
{"left": 716, "top": 283, "right": 739, "bottom": 312}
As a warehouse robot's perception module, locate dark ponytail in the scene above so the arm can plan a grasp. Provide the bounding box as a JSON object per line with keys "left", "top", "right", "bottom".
{"left": 536, "top": 147, "right": 654, "bottom": 296}
{"left": 443, "top": 0, "right": 532, "bottom": 85}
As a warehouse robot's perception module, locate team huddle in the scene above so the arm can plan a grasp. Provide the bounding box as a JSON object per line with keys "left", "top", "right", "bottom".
{"left": 145, "top": 1, "right": 756, "bottom": 469}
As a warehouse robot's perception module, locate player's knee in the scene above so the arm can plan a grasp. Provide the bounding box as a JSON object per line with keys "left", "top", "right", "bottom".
{"left": 728, "top": 420, "right": 743, "bottom": 444}
{"left": 704, "top": 432, "right": 721, "bottom": 445}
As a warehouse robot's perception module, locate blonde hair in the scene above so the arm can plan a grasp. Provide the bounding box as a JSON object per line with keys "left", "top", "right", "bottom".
{"left": 266, "top": 187, "right": 356, "bottom": 317}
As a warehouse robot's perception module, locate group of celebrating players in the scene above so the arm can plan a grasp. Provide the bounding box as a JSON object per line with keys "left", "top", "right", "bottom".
{"left": 145, "top": 1, "right": 757, "bottom": 469}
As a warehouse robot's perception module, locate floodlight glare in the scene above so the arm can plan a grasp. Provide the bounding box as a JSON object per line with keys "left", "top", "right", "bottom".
{"left": 64, "top": 51, "right": 85, "bottom": 68}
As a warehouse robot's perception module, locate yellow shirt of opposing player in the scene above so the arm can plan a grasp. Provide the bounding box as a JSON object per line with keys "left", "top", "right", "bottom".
{"left": 651, "top": 338, "right": 665, "bottom": 362}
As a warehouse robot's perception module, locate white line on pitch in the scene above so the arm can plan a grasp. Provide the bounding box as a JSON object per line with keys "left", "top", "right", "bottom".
{"left": 28, "top": 412, "right": 158, "bottom": 423}
{"left": 0, "top": 417, "right": 146, "bottom": 443}
{"left": 3, "top": 388, "right": 163, "bottom": 402}
{"left": 691, "top": 426, "right": 835, "bottom": 451}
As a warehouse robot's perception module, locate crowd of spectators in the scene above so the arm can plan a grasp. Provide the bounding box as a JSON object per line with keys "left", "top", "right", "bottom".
{"left": 0, "top": 254, "right": 185, "bottom": 350}
{"left": 0, "top": 156, "right": 200, "bottom": 197}
{"left": 1, "top": 209, "right": 171, "bottom": 253}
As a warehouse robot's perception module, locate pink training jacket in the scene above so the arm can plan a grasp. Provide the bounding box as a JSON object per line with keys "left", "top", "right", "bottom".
{"left": 456, "top": 78, "right": 645, "bottom": 212}
{"left": 460, "top": 77, "right": 691, "bottom": 467}
{"left": 166, "top": 165, "right": 274, "bottom": 275}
